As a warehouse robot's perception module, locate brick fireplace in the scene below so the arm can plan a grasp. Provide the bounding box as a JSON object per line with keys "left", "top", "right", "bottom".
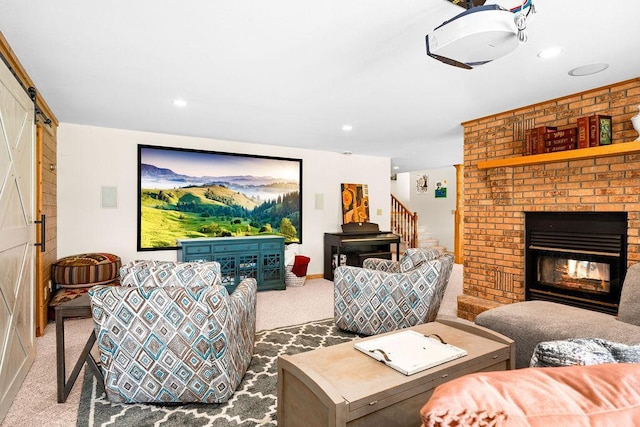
{"left": 457, "top": 78, "right": 640, "bottom": 321}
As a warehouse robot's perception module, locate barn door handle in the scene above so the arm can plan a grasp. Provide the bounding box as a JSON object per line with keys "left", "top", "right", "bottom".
{"left": 34, "top": 214, "right": 46, "bottom": 252}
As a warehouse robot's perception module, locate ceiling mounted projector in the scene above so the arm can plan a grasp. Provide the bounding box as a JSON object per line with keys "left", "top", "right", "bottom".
{"left": 426, "top": 1, "right": 535, "bottom": 69}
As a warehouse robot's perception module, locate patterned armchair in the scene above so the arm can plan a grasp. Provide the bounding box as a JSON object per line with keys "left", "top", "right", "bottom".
{"left": 334, "top": 248, "right": 454, "bottom": 335}
{"left": 88, "top": 260, "right": 257, "bottom": 404}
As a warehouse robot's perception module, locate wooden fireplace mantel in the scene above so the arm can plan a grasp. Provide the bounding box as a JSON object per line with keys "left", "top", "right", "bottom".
{"left": 477, "top": 140, "right": 640, "bottom": 170}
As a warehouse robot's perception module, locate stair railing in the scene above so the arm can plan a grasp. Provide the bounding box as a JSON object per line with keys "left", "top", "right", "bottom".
{"left": 391, "top": 194, "right": 418, "bottom": 248}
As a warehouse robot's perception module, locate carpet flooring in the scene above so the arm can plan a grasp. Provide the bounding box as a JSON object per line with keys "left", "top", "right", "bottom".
{"left": 76, "top": 319, "right": 359, "bottom": 426}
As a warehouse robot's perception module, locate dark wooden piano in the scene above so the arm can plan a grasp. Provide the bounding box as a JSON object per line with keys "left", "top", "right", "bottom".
{"left": 324, "top": 222, "right": 401, "bottom": 280}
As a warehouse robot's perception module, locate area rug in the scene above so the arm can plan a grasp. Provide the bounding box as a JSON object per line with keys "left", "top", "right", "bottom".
{"left": 76, "top": 319, "right": 359, "bottom": 426}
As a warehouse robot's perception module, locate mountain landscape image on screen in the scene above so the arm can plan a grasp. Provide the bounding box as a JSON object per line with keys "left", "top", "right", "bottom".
{"left": 140, "top": 162, "right": 300, "bottom": 249}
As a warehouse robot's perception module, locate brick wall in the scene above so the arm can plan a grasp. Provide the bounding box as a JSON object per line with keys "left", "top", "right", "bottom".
{"left": 459, "top": 77, "right": 640, "bottom": 321}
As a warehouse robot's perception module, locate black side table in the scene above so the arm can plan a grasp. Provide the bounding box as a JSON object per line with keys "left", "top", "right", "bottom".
{"left": 55, "top": 293, "right": 103, "bottom": 403}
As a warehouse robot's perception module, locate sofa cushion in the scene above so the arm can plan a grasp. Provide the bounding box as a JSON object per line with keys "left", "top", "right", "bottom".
{"left": 420, "top": 364, "right": 640, "bottom": 427}
{"left": 475, "top": 300, "right": 640, "bottom": 368}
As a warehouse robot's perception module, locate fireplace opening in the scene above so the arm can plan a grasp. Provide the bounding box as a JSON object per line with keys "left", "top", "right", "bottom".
{"left": 525, "top": 212, "right": 627, "bottom": 315}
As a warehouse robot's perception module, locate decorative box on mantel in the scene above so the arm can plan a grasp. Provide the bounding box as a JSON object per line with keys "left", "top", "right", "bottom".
{"left": 177, "top": 235, "right": 285, "bottom": 293}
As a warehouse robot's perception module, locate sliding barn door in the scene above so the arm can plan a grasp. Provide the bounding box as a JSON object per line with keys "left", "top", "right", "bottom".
{"left": 0, "top": 57, "right": 36, "bottom": 420}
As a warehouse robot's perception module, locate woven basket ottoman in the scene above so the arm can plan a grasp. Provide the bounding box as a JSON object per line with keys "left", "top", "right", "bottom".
{"left": 48, "top": 253, "right": 121, "bottom": 321}
{"left": 52, "top": 252, "right": 121, "bottom": 289}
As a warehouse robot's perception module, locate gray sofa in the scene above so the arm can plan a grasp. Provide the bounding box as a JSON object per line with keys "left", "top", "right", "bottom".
{"left": 475, "top": 263, "right": 640, "bottom": 368}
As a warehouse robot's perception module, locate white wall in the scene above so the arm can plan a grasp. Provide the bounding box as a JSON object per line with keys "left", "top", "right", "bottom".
{"left": 57, "top": 123, "right": 390, "bottom": 276}
{"left": 395, "top": 167, "right": 457, "bottom": 252}
{"left": 390, "top": 172, "right": 410, "bottom": 205}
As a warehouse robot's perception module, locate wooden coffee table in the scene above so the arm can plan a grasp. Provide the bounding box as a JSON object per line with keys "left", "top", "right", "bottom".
{"left": 277, "top": 318, "right": 515, "bottom": 427}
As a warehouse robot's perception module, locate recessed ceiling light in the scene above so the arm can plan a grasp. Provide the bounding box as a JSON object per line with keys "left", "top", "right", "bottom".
{"left": 342, "top": 124, "right": 353, "bottom": 132}
{"left": 537, "top": 47, "right": 562, "bottom": 58}
{"left": 568, "top": 63, "right": 609, "bottom": 77}
{"left": 393, "top": 166, "right": 399, "bottom": 170}
{"left": 173, "top": 99, "right": 187, "bottom": 107}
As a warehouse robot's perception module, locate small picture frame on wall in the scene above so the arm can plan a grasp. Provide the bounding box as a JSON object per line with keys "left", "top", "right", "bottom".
{"left": 435, "top": 180, "right": 447, "bottom": 198}
{"left": 416, "top": 174, "right": 429, "bottom": 194}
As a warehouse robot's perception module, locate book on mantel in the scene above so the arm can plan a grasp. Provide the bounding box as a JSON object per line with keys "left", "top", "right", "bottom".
{"left": 354, "top": 330, "right": 468, "bottom": 376}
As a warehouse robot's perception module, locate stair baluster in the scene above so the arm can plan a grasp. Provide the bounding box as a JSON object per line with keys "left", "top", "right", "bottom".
{"left": 390, "top": 194, "right": 418, "bottom": 249}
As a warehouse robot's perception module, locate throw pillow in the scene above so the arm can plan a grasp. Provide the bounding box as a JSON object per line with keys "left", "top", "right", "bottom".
{"left": 530, "top": 338, "right": 640, "bottom": 367}
{"left": 291, "top": 255, "right": 310, "bottom": 277}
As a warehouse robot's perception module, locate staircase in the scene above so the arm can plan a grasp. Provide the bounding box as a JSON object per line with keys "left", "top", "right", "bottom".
{"left": 416, "top": 227, "right": 447, "bottom": 253}
{"left": 391, "top": 194, "right": 448, "bottom": 255}
{"left": 391, "top": 194, "right": 417, "bottom": 249}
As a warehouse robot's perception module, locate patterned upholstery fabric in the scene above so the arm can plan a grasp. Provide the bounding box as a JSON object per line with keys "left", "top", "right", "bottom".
{"left": 362, "top": 257, "right": 401, "bottom": 273}
{"left": 334, "top": 250, "right": 454, "bottom": 335}
{"left": 362, "top": 248, "right": 443, "bottom": 273}
{"left": 52, "top": 252, "right": 121, "bottom": 288}
{"left": 48, "top": 281, "right": 119, "bottom": 321}
{"left": 119, "top": 260, "right": 221, "bottom": 288}
{"left": 530, "top": 338, "right": 640, "bottom": 368}
{"left": 399, "top": 248, "right": 443, "bottom": 273}
{"left": 89, "top": 260, "right": 257, "bottom": 404}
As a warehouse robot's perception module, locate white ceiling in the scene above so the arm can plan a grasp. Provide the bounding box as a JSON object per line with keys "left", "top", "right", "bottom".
{"left": 1, "top": 0, "right": 638, "bottom": 173}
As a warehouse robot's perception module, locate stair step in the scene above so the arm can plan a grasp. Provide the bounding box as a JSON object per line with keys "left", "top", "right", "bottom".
{"left": 419, "top": 239, "right": 439, "bottom": 248}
